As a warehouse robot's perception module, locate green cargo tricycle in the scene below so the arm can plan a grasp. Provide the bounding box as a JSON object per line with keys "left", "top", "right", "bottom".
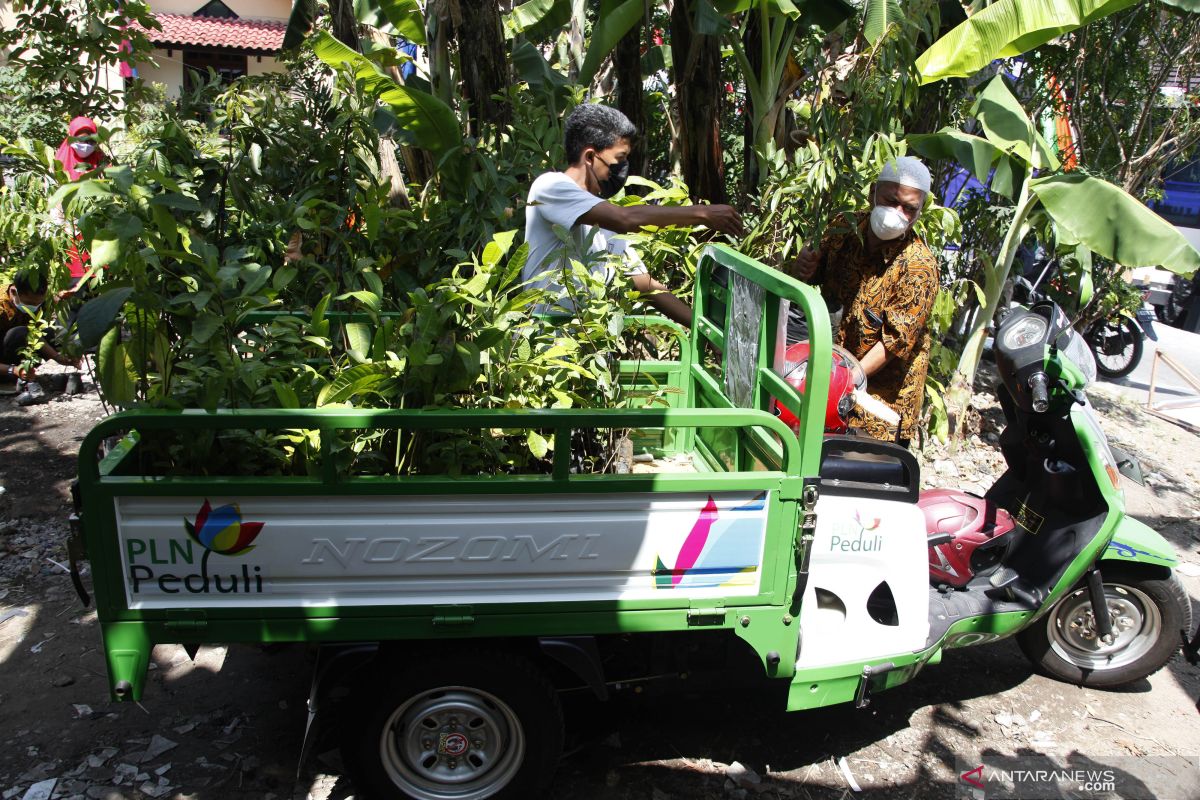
{"left": 69, "top": 245, "right": 1194, "bottom": 799}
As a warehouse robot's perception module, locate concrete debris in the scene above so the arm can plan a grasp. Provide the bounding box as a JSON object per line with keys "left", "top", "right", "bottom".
{"left": 0, "top": 608, "right": 29, "bottom": 626}
{"left": 1176, "top": 562, "right": 1200, "bottom": 577}
{"left": 139, "top": 779, "right": 173, "bottom": 798}
{"left": 111, "top": 763, "right": 138, "bottom": 785}
{"left": 19, "top": 779, "right": 55, "bottom": 800}
{"left": 72, "top": 705, "right": 93, "bottom": 719}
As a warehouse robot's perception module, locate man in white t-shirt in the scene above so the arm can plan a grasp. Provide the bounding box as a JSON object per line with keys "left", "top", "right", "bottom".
{"left": 523, "top": 104, "right": 743, "bottom": 326}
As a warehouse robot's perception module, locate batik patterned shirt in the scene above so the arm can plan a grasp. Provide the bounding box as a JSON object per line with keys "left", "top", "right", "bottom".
{"left": 809, "top": 214, "right": 940, "bottom": 442}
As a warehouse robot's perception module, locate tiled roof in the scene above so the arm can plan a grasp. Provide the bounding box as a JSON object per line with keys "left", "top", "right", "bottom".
{"left": 137, "top": 13, "right": 286, "bottom": 53}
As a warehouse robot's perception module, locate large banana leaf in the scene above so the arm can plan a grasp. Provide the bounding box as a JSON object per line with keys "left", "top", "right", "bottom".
{"left": 505, "top": 0, "right": 572, "bottom": 40}
{"left": 578, "top": 0, "right": 644, "bottom": 86}
{"left": 354, "top": 0, "right": 426, "bottom": 45}
{"left": 1160, "top": 0, "right": 1200, "bottom": 10}
{"left": 313, "top": 32, "right": 461, "bottom": 156}
{"left": 916, "top": 0, "right": 1141, "bottom": 84}
{"left": 862, "top": 0, "right": 903, "bottom": 44}
{"left": 972, "top": 75, "right": 1059, "bottom": 171}
{"left": 282, "top": 0, "right": 317, "bottom": 51}
{"left": 1030, "top": 172, "right": 1200, "bottom": 275}
{"left": 907, "top": 128, "right": 1026, "bottom": 199}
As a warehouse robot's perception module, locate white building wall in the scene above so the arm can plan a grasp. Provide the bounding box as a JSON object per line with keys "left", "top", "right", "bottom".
{"left": 140, "top": 50, "right": 187, "bottom": 99}
{"left": 152, "top": 0, "right": 291, "bottom": 21}
{"left": 247, "top": 55, "right": 281, "bottom": 77}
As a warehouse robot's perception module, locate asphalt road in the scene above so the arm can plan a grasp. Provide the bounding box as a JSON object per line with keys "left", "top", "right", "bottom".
{"left": 1102, "top": 319, "right": 1200, "bottom": 427}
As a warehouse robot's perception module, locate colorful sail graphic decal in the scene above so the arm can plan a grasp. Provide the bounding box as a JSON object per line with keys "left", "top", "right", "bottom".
{"left": 653, "top": 493, "right": 767, "bottom": 589}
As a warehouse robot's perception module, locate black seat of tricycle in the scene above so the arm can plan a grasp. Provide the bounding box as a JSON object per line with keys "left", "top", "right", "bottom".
{"left": 818, "top": 435, "right": 919, "bottom": 503}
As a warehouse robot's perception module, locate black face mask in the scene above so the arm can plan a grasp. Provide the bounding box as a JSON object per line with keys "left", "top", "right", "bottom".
{"left": 593, "top": 155, "right": 630, "bottom": 199}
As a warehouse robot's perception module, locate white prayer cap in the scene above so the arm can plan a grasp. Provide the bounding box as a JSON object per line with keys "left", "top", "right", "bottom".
{"left": 878, "top": 156, "right": 931, "bottom": 195}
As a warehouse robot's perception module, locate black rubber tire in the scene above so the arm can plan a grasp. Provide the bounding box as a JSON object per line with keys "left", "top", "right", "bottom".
{"left": 1087, "top": 316, "right": 1144, "bottom": 379}
{"left": 1017, "top": 565, "right": 1193, "bottom": 688}
{"left": 343, "top": 647, "right": 563, "bottom": 800}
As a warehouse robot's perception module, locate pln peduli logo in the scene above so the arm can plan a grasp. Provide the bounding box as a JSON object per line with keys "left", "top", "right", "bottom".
{"left": 126, "top": 500, "right": 267, "bottom": 597}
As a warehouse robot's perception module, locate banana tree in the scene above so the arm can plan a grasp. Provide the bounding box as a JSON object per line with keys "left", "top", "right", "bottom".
{"left": 910, "top": 75, "right": 1200, "bottom": 435}
{"left": 285, "top": 0, "right": 458, "bottom": 193}
{"left": 915, "top": 0, "right": 1144, "bottom": 84}
{"left": 693, "top": 0, "right": 855, "bottom": 189}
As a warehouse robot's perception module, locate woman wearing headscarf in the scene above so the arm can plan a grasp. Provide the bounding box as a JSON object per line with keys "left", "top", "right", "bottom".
{"left": 54, "top": 117, "right": 108, "bottom": 297}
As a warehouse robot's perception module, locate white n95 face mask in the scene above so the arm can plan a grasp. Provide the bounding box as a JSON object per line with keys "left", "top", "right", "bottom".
{"left": 71, "top": 142, "right": 96, "bottom": 158}
{"left": 869, "top": 205, "right": 909, "bottom": 241}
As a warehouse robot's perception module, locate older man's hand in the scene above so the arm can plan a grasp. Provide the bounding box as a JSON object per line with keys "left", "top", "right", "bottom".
{"left": 788, "top": 247, "right": 821, "bottom": 281}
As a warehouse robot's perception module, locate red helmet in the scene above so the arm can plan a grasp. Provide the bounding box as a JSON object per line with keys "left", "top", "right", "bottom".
{"left": 771, "top": 341, "right": 865, "bottom": 433}
{"left": 920, "top": 489, "right": 1016, "bottom": 588}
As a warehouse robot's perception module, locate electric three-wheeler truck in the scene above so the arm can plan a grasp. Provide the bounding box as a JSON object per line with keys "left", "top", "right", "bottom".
{"left": 70, "top": 246, "right": 1194, "bottom": 800}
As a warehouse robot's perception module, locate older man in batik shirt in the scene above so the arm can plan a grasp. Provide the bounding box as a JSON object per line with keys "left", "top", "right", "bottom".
{"left": 790, "top": 157, "right": 940, "bottom": 446}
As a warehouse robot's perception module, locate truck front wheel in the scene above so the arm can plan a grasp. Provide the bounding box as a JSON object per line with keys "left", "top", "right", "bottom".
{"left": 344, "top": 648, "right": 563, "bottom": 800}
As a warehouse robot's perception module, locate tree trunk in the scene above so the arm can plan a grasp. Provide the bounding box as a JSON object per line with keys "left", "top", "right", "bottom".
{"left": 669, "top": 0, "right": 726, "bottom": 204}
{"left": 614, "top": 14, "right": 647, "bottom": 178}
{"left": 452, "top": 0, "right": 510, "bottom": 136}
{"left": 740, "top": 13, "right": 762, "bottom": 194}
{"left": 330, "top": 0, "right": 358, "bottom": 46}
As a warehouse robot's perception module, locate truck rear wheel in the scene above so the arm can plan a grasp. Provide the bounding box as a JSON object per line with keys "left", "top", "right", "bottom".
{"left": 344, "top": 648, "right": 563, "bottom": 800}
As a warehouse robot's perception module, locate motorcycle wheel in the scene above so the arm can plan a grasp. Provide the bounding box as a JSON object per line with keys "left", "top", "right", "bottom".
{"left": 1017, "top": 565, "right": 1192, "bottom": 688}
{"left": 1086, "top": 316, "right": 1144, "bottom": 379}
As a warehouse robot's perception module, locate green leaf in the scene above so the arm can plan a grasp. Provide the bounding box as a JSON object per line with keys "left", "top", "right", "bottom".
{"left": 345, "top": 322, "right": 372, "bottom": 360}
{"left": 150, "top": 193, "right": 202, "bottom": 212}
{"left": 578, "top": 0, "right": 644, "bottom": 87}
{"left": 313, "top": 31, "right": 461, "bottom": 157}
{"left": 505, "top": 0, "right": 571, "bottom": 39}
{"left": 192, "top": 313, "right": 223, "bottom": 345}
{"left": 862, "top": 0, "right": 903, "bottom": 44}
{"left": 355, "top": 0, "right": 427, "bottom": 44}
{"left": 283, "top": 0, "right": 317, "bottom": 50}
{"left": 1159, "top": 0, "right": 1200, "bottom": 10}
{"left": 337, "top": 289, "right": 382, "bottom": 313}
{"left": 317, "top": 362, "right": 395, "bottom": 406}
{"left": 527, "top": 430, "right": 550, "bottom": 459}
{"left": 75, "top": 287, "right": 133, "bottom": 350}
{"left": 272, "top": 265, "right": 298, "bottom": 291}
{"left": 89, "top": 237, "right": 121, "bottom": 268}
{"left": 907, "top": 128, "right": 1026, "bottom": 200}
{"left": 972, "top": 75, "right": 1059, "bottom": 171}
{"left": 97, "top": 327, "right": 136, "bottom": 408}
{"left": 917, "top": 0, "right": 1140, "bottom": 84}
{"left": 482, "top": 230, "right": 519, "bottom": 268}
{"left": 1029, "top": 173, "right": 1200, "bottom": 275}
{"left": 512, "top": 39, "right": 569, "bottom": 93}
{"left": 271, "top": 380, "right": 300, "bottom": 408}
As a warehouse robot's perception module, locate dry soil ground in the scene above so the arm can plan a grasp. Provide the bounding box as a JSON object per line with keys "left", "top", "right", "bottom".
{"left": 1, "top": 370, "right": 1198, "bottom": 800}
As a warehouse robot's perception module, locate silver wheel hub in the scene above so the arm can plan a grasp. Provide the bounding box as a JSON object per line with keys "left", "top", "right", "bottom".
{"left": 380, "top": 687, "right": 524, "bottom": 800}
{"left": 1049, "top": 583, "right": 1160, "bottom": 671}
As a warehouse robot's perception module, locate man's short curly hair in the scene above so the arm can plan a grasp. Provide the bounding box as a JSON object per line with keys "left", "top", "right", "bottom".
{"left": 564, "top": 104, "right": 636, "bottom": 164}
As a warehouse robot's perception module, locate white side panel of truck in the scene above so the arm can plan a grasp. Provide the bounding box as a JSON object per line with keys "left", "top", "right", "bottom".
{"left": 795, "top": 494, "right": 930, "bottom": 667}
{"left": 113, "top": 492, "right": 771, "bottom": 609}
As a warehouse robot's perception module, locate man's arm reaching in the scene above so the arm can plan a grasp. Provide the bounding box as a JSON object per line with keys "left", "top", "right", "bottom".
{"left": 630, "top": 273, "right": 692, "bottom": 327}
{"left": 579, "top": 202, "right": 743, "bottom": 238}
